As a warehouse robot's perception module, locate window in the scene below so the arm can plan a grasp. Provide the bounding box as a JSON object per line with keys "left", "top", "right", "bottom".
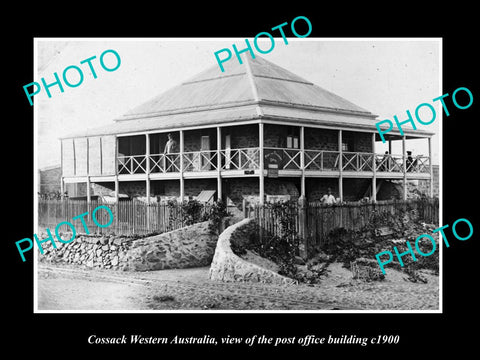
{"left": 293, "top": 136, "right": 299, "bottom": 149}
{"left": 287, "top": 135, "right": 299, "bottom": 149}
{"left": 286, "top": 126, "right": 299, "bottom": 149}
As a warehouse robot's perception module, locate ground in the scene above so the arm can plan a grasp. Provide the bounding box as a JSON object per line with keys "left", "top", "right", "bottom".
{"left": 37, "top": 262, "right": 439, "bottom": 311}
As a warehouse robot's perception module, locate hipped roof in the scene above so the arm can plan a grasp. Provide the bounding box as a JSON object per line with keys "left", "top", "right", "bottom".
{"left": 61, "top": 55, "right": 432, "bottom": 139}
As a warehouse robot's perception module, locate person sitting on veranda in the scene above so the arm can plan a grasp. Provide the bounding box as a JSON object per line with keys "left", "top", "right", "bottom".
{"left": 321, "top": 188, "right": 337, "bottom": 205}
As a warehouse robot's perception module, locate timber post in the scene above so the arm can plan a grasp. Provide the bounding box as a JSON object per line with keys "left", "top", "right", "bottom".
{"left": 298, "top": 195, "right": 308, "bottom": 258}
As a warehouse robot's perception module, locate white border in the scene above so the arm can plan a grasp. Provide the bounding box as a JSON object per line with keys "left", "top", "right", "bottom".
{"left": 33, "top": 37, "right": 443, "bottom": 314}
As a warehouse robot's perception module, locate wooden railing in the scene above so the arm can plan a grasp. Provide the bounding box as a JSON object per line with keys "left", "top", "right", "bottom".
{"left": 183, "top": 150, "right": 218, "bottom": 172}
{"left": 117, "top": 149, "right": 431, "bottom": 175}
{"left": 406, "top": 155, "right": 430, "bottom": 173}
{"left": 220, "top": 147, "right": 259, "bottom": 171}
{"left": 150, "top": 153, "right": 181, "bottom": 173}
{"left": 375, "top": 154, "right": 403, "bottom": 172}
{"left": 342, "top": 152, "right": 374, "bottom": 172}
{"left": 118, "top": 155, "right": 148, "bottom": 175}
{"left": 305, "top": 150, "right": 339, "bottom": 170}
{"left": 264, "top": 147, "right": 301, "bottom": 170}
{"left": 374, "top": 154, "right": 429, "bottom": 173}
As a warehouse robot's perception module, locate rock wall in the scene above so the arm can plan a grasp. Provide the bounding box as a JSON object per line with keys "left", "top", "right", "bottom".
{"left": 209, "top": 218, "right": 297, "bottom": 285}
{"left": 37, "top": 231, "right": 132, "bottom": 270}
{"left": 125, "top": 221, "right": 218, "bottom": 271}
{"left": 37, "top": 221, "right": 217, "bottom": 272}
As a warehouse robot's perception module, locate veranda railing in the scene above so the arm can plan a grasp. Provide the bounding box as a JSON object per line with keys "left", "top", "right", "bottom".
{"left": 117, "top": 149, "right": 431, "bottom": 175}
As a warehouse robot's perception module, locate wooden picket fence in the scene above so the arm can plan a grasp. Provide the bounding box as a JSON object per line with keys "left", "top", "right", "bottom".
{"left": 251, "top": 198, "right": 439, "bottom": 251}
{"left": 38, "top": 199, "right": 211, "bottom": 236}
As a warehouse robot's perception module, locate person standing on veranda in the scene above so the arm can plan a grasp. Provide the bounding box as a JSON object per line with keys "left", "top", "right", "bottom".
{"left": 321, "top": 188, "right": 337, "bottom": 205}
{"left": 163, "top": 133, "right": 177, "bottom": 172}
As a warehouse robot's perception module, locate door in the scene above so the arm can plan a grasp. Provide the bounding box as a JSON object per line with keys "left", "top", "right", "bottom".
{"left": 225, "top": 134, "right": 231, "bottom": 169}
{"left": 201, "top": 135, "right": 211, "bottom": 170}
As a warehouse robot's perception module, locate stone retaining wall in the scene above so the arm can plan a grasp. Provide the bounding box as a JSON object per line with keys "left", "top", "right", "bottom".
{"left": 38, "top": 231, "right": 132, "bottom": 270}
{"left": 125, "top": 221, "right": 217, "bottom": 271}
{"left": 209, "top": 218, "right": 297, "bottom": 285}
{"left": 37, "top": 221, "right": 217, "bottom": 272}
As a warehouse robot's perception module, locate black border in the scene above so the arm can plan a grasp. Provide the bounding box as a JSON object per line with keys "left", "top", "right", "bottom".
{"left": 6, "top": 6, "right": 479, "bottom": 355}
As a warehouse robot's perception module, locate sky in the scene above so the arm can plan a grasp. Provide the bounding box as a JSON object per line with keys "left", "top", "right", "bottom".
{"left": 35, "top": 38, "right": 441, "bottom": 169}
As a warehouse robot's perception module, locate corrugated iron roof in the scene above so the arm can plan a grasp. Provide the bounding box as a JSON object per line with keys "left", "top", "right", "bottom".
{"left": 62, "top": 104, "right": 261, "bottom": 138}
{"left": 61, "top": 55, "right": 430, "bottom": 139}
{"left": 119, "top": 55, "right": 373, "bottom": 120}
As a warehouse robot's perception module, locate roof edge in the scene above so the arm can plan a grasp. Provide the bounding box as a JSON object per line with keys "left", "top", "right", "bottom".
{"left": 259, "top": 100, "right": 377, "bottom": 119}
{"left": 115, "top": 100, "right": 259, "bottom": 121}
{"left": 116, "top": 98, "right": 377, "bottom": 122}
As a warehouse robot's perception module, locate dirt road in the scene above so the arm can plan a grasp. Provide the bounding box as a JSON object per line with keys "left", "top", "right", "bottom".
{"left": 36, "top": 263, "right": 439, "bottom": 311}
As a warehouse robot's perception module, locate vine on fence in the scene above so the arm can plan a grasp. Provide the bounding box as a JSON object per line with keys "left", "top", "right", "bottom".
{"left": 181, "top": 199, "right": 204, "bottom": 226}
{"left": 244, "top": 200, "right": 300, "bottom": 278}
{"left": 202, "top": 200, "right": 230, "bottom": 235}
{"left": 166, "top": 199, "right": 230, "bottom": 234}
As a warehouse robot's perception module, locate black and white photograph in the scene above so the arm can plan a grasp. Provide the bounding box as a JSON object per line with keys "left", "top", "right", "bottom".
{"left": 34, "top": 38, "right": 441, "bottom": 312}
{"left": 6, "top": 8, "right": 478, "bottom": 355}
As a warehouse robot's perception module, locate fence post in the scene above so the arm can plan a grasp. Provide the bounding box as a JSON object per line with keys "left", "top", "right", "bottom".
{"left": 298, "top": 196, "right": 308, "bottom": 258}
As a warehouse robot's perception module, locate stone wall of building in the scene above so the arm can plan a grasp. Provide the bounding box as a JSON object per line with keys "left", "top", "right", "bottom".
{"left": 116, "top": 125, "right": 369, "bottom": 156}
{"left": 226, "top": 177, "right": 301, "bottom": 208}
{"left": 418, "top": 164, "right": 439, "bottom": 198}
{"left": 184, "top": 179, "right": 217, "bottom": 197}
{"left": 183, "top": 128, "right": 218, "bottom": 152}
{"left": 91, "top": 179, "right": 217, "bottom": 200}
{"left": 90, "top": 176, "right": 371, "bottom": 205}
{"left": 92, "top": 181, "right": 148, "bottom": 198}
{"left": 38, "top": 166, "right": 62, "bottom": 194}
{"left": 350, "top": 131, "right": 373, "bottom": 152}
{"left": 377, "top": 180, "right": 402, "bottom": 200}
{"left": 343, "top": 178, "right": 372, "bottom": 201}
{"left": 264, "top": 123, "right": 289, "bottom": 148}
{"left": 304, "top": 128, "right": 338, "bottom": 150}
{"left": 306, "top": 178, "right": 338, "bottom": 202}
{"left": 304, "top": 178, "right": 371, "bottom": 202}
{"left": 229, "top": 124, "right": 259, "bottom": 148}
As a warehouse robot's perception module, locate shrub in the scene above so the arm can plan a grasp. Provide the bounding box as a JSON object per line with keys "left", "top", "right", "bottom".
{"left": 237, "top": 200, "right": 300, "bottom": 279}
{"left": 202, "top": 200, "right": 230, "bottom": 235}
{"left": 180, "top": 199, "right": 203, "bottom": 226}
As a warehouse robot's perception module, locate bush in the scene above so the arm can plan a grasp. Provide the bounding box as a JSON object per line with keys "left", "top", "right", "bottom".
{"left": 203, "top": 200, "right": 230, "bottom": 235}
{"left": 318, "top": 207, "right": 439, "bottom": 276}
{"left": 165, "top": 199, "right": 231, "bottom": 234}
{"left": 180, "top": 199, "right": 203, "bottom": 226}
{"left": 233, "top": 200, "right": 300, "bottom": 279}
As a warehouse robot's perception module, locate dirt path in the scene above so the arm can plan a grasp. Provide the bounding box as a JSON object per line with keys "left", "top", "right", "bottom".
{"left": 37, "top": 264, "right": 344, "bottom": 310}
{"left": 36, "top": 263, "right": 439, "bottom": 311}
{"left": 38, "top": 276, "right": 146, "bottom": 310}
